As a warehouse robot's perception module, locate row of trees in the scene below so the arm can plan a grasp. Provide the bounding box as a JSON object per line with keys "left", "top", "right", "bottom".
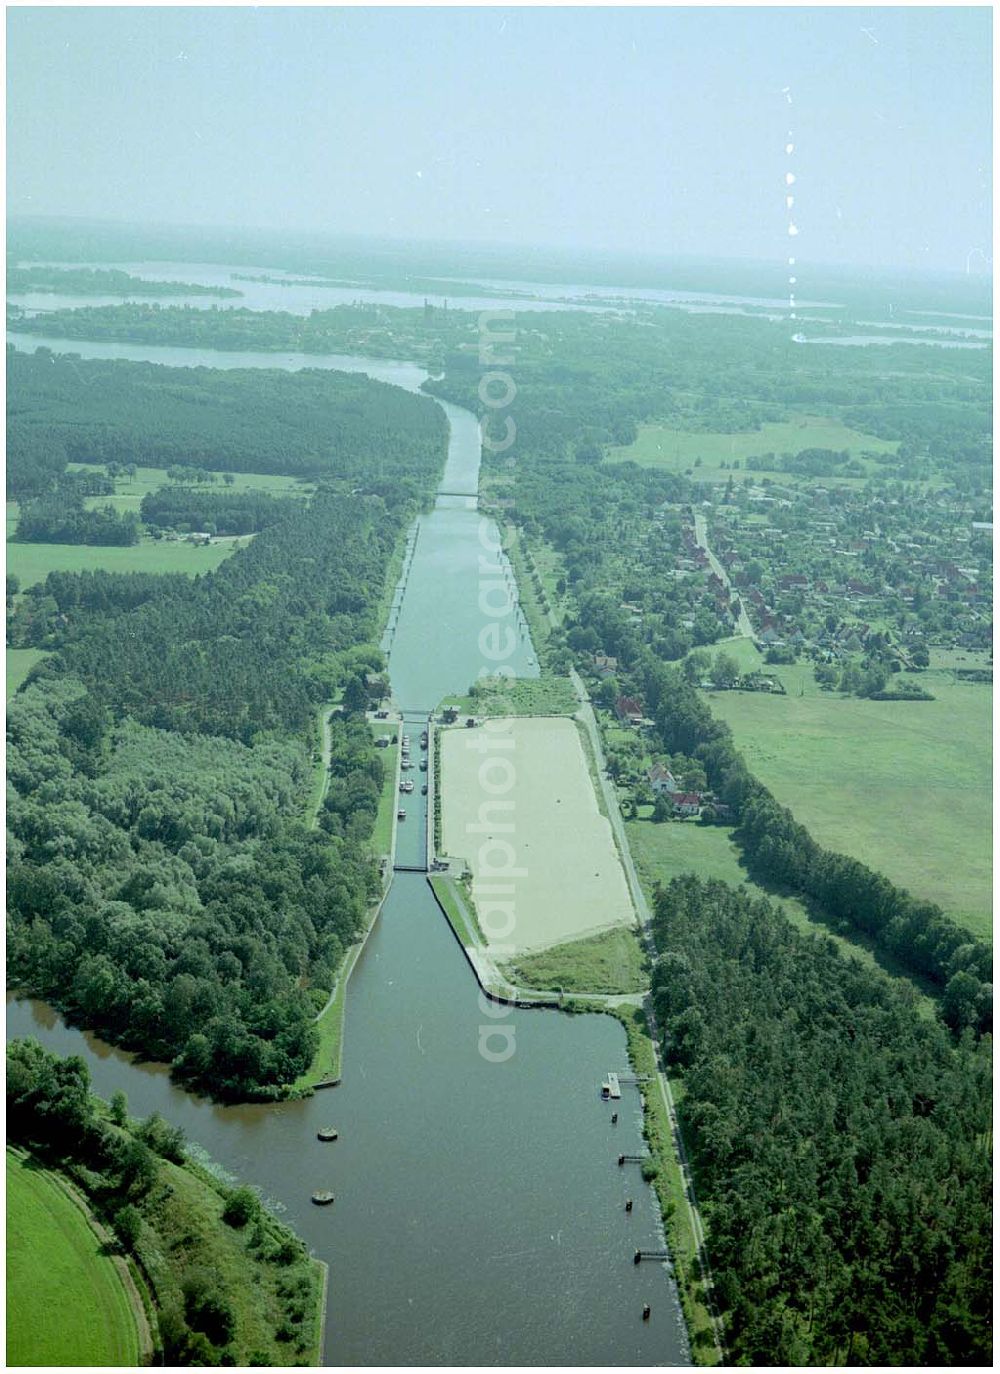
{"left": 635, "top": 660, "right": 993, "bottom": 1033}
{"left": 651, "top": 876, "right": 991, "bottom": 1366}
{"left": 140, "top": 486, "right": 302, "bottom": 535}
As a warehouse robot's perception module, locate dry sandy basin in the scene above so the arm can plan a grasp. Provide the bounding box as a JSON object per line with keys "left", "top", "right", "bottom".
{"left": 439, "top": 716, "right": 634, "bottom": 954}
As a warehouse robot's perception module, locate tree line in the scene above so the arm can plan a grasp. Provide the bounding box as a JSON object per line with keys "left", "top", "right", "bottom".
{"left": 140, "top": 485, "right": 303, "bottom": 535}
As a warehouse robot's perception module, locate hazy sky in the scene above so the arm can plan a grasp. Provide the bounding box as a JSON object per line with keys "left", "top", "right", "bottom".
{"left": 7, "top": 5, "right": 992, "bottom": 271}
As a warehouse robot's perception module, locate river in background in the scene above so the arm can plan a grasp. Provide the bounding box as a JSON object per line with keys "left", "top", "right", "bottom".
{"left": 6, "top": 329, "right": 690, "bottom": 1366}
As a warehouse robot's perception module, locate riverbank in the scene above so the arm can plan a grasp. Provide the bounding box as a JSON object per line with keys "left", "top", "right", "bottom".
{"left": 8, "top": 1042, "right": 327, "bottom": 1367}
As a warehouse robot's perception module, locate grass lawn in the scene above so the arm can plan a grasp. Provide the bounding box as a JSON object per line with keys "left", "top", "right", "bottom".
{"left": 7, "top": 534, "right": 247, "bottom": 587}
{"left": 6, "top": 1149, "right": 140, "bottom": 1367}
{"left": 6, "top": 648, "right": 50, "bottom": 698}
{"left": 706, "top": 635, "right": 764, "bottom": 673}
{"left": 502, "top": 926, "right": 649, "bottom": 995}
{"left": 428, "top": 873, "right": 484, "bottom": 948}
{"left": 707, "top": 674, "right": 992, "bottom": 936}
{"left": 626, "top": 817, "right": 938, "bottom": 1009}
{"left": 608, "top": 415, "right": 897, "bottom": 486}
{"left": 439, "top": 716, "right": 633, "bottom": 953}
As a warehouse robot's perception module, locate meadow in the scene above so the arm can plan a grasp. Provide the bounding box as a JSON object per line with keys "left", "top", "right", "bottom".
{"left": 6, "top": 534, "right": 247, "bottom": 587}
{"left": 608, "top": 414, "right": 897, "bottom": 484}
{"left": 707, "top": 672, "right": 992, "bottom": 935}
{"left": 6, "top": 1149, "right": 140, "bottom": 1367}
{"left": 6, "top": 648, "right": 50, "bottom": 698}
{"left": 439, "top": 716, "right": 634, "bottom": 953}
{"left": 69, "top": 463, "right": 313, "bottom": 513}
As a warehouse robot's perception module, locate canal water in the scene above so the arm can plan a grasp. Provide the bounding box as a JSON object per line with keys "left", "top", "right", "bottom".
{"left": 6, "top": 330, "right": 690, "bottom": 1365}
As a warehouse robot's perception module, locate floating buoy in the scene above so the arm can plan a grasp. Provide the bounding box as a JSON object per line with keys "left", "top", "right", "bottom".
{"left": 642, "top": 1304, "right": 651, "bottom": 1321}
{"left": 311, "top": 1191, "right": 336, "bottom": 1206}
{"left": 317, "top": 1127, "right": 339, "bottom": 1142}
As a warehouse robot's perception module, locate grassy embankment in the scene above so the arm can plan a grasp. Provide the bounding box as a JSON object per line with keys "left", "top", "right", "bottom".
{"left": 607, "top": 414, "right": 898, "bottom": 488}
{"left": 296, "top": 728, "right": 399, "bottom": 1093}
{"left": 137, "top": 1148, "right": 325, "bottom": 1365}
{"left": 502, "top": 926, "right": 648, "bottom": 994}
{"left": 605, "top": 1008, "right": 721, "bottom": 1364}
{"left": 707, "top": 666, "right": 992, "bottom": 937}
{"left": 7, "top": 1147, "right": 142, "bottom": 1367}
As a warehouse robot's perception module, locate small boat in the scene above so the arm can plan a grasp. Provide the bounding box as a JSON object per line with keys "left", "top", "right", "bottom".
{"left": 311, "top": 1191, "right": 336, "bottom": 1206}
{"left": 317, "top": 1127, "right": 339, "bottom": 1142}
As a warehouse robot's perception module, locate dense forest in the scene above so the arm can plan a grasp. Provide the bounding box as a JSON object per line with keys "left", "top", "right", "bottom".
{"left": 651, "top": 876, "right": 991, "bottom": 1366}
{"left": 7, "top": 347, "right": 447, "bottom": 494}
{"left": 7, "top": 351, "right": 448, "bottom": 1097}
{"left": 8, "top": 1038, "right": 323, "bottom": 1363}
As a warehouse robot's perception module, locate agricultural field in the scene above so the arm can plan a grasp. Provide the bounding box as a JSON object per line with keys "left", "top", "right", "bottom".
{"left": 439, "top": 715, "right": 633, "bottom": 953}
{"left": 708, "top": 673, "right": 992, "bottom": 936}
{"left": 608, "top": 414, "right": 897, "bottom": 484}
{"left": 6, "top": 1149, "right": 141, "bottom": 1367}
{"left": 7, "top": 531, "right": 248, "bottom": 587}
{"left": 6, "top": 648, "right": 49, "bottom": 698}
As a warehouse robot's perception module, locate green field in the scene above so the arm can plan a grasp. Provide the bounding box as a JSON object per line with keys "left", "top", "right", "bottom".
{"left": 6, "top": 648, "right": 50, "bottom": 697}
{"left": 7, "top": 1149, "right": 140, "bottom": 1367}
{"left": 707, "top": 673, "right": 992, "bottom": 935}
{"left": 502, "top": 925, "right": 648, "bottom": 994}
{"left": 608, "top": 414, "right": 897, "bottom": 483}
{"left": 7, "top": 533, "right": 247, "bottom": 587}
{"left": 68, "top": 463, "right": 312, "bottom": 514}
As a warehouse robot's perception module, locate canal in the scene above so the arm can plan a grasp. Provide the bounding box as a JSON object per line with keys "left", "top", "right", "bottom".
{"left": 7, "top": 329, "right": 690, "bottom": 1366}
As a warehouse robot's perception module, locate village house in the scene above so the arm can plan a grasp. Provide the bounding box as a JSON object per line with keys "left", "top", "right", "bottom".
{"left": 671, "top": 792, "right": 702, "bottom": 816}
{"left": 614, "top": 695, "right": 644, "bottom": 726}
{"left": 646, "top": 764, "right": 679, "bottom": 795}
